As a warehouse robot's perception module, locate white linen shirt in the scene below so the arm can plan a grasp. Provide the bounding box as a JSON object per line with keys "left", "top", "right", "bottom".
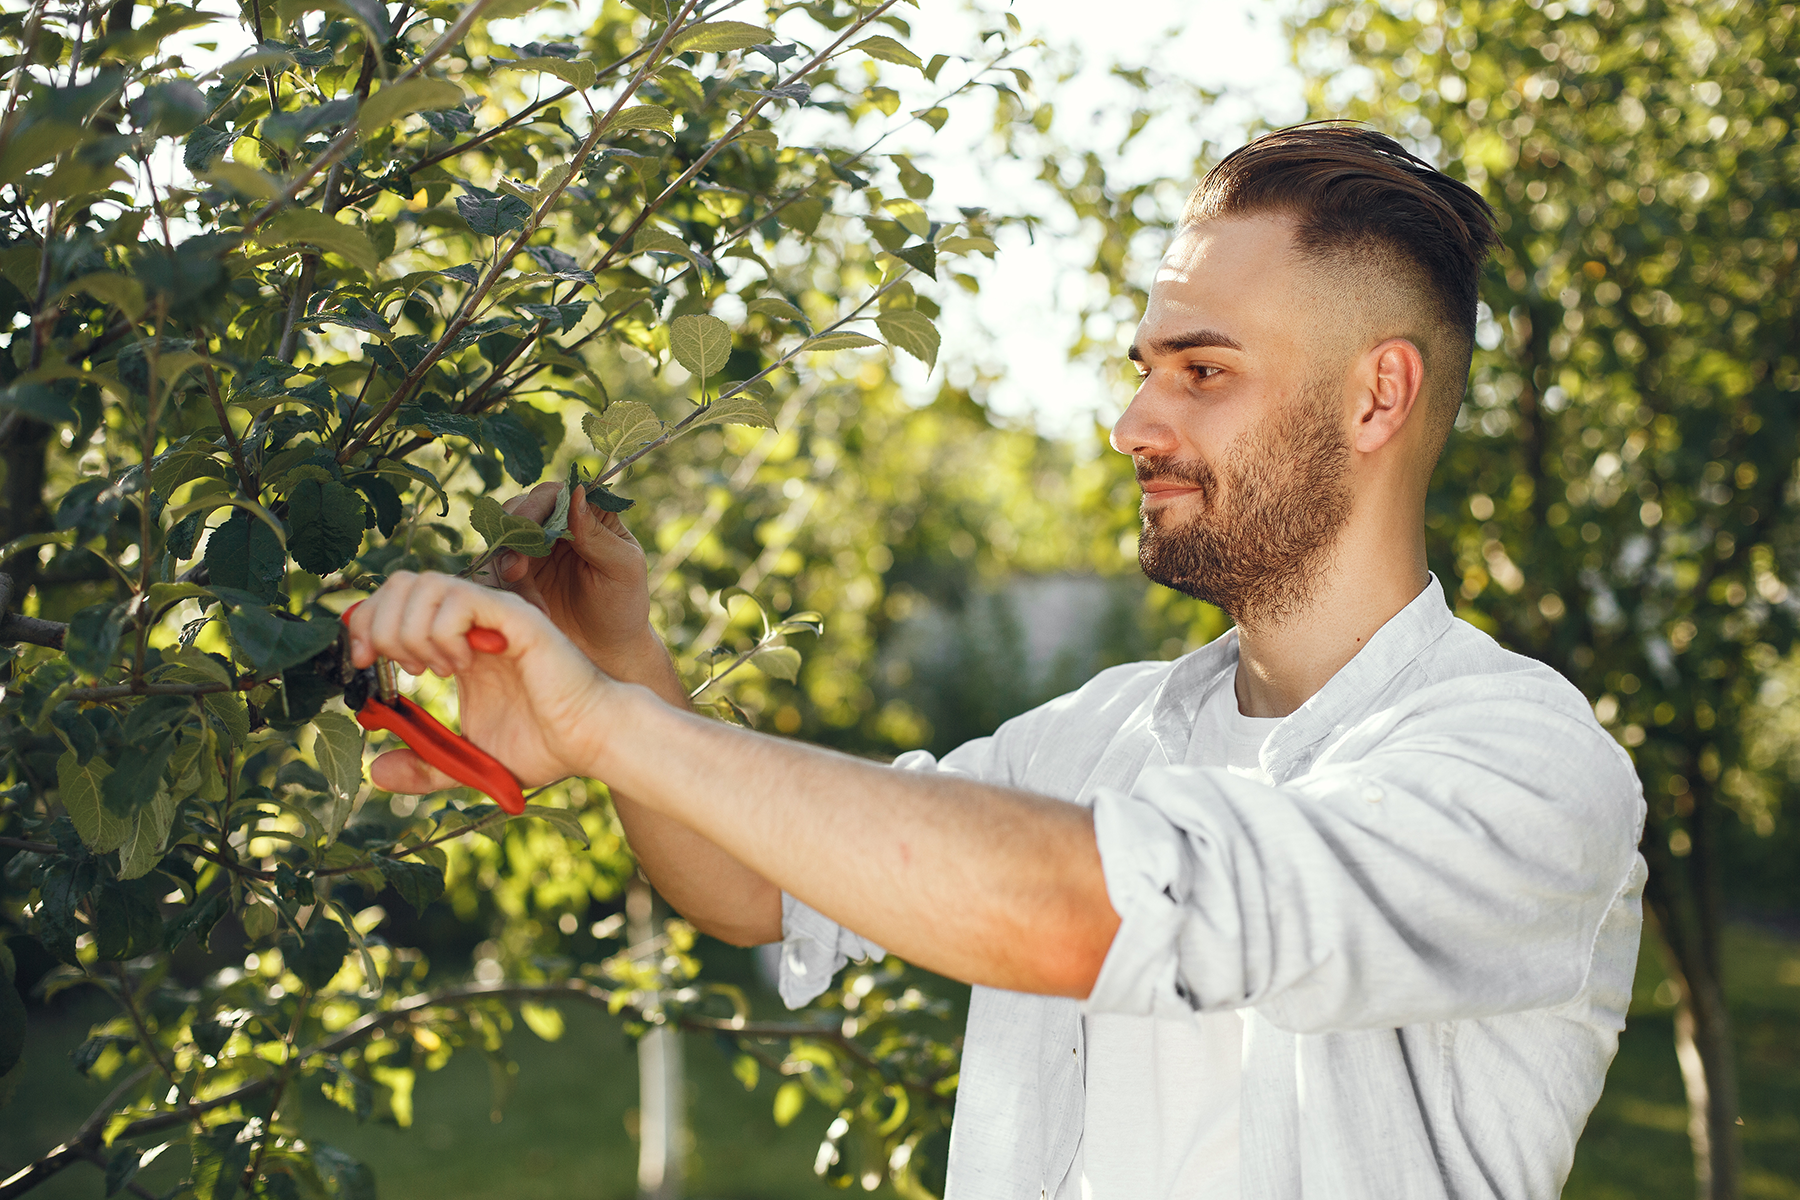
{"left": 777, "top": 578, "right": 1647, "bottom": 1200}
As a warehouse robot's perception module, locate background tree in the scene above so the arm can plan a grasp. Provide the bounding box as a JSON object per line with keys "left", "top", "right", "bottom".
{"left": 1288, "top": 3, "right": 1797, "bottom": 1196}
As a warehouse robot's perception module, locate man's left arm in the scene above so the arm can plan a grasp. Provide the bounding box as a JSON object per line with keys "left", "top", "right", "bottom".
{"left": 594, "top": 688, "right": 1122, "bottom": 997}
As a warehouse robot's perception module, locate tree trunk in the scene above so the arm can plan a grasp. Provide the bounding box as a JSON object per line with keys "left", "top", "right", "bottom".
{"left": 0, "top": 415, "right": 54, "bottom": 594}
{"left": 628, "top": 877, "right": 685, "bottom": 1200}
{"left": 1644, "top": 797, "right": 1741, "bottom": 1200}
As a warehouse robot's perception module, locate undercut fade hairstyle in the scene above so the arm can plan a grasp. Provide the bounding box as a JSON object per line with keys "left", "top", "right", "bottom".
{"left": 1182, "top": 121, "right": 1499, "bottom": 456}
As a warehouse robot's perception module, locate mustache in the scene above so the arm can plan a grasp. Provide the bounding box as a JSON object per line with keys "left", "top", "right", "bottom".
{"left": 1135, "top": 455, "right": 1215, "bottom": 489}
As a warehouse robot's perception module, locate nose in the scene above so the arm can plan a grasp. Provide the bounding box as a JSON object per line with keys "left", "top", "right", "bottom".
{"left": 1110, "top": 378, "right": 1178, "bottom": 458}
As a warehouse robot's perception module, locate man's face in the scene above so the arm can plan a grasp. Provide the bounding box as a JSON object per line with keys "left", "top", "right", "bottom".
{"left": 1113, "top": 215, "right": 1354, "bottom": 625}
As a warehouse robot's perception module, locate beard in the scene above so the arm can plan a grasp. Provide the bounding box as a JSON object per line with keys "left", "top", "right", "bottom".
{"left": 1136, "top": 377, "right": 1352, "bottom": 627}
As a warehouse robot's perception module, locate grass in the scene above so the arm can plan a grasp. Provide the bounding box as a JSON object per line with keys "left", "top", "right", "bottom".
{"left": 1566, "top": 923, "right": 1800, "bottom": 1200}
{"left": 4, "top": 925, "right": 1796, "bottom": 1199}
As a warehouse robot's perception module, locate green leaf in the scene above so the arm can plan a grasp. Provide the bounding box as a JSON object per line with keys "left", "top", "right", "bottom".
{"left": 188, "top": 1121, "right": 253, "bottom": 1200}
{"left": 379, "top": 858, "right": 445, "bottom": 915}
{"left": 895, "top": 241, "right": 938, "bottom": 280}
{"left": 312, "top": 711, "right": 366, "bottom": 826}
{"left": 103, "top": 1147, "right": 141, "bottom": 1197}
{"left": 773, "top": 1080, "right": 805, "bottom": 1126}
{"left": 480, "top": 411, "right": 546, "bottom": 486}
{"left": 585, "top": 482, "right": 635, "bottom": 513}
{"left": 520, "top": 804, "right": 589, "bottom": 848}
{"left": 732, "top": 1053, "right": 759, "bottom": 1091}
{"left": 519, "top": 1002, "right": 565, "bottom": 1041}
{"left": 852, "top": 35, "right": 922, "bottom": 70}
{"left": 911, "top": 104, "right": 949, "bottom": 131}
{"left": 800, "top": 331, "right": 881, "bottom": 352}
{"left": 876, "top": 309, "right": 941, "bottom": 370}
{"left": 497, "top": 55, "right": 597, "bottom": 88}
{"left": 64, "top": 601, "right": 126, "bottom": 678}
{"left": 308, "top": 0, "right": 391, "bottom": 42}
{"left": 358, "top": 77, "right": 464, "bottom": 141}
{"left": 287, "top": 477, "right": 367, "bottom": 575}
{"left": 241, "top": 898, "right": 278, "bottom": 942}
{"left": 94, "top": 882, "right": 163, "bottom": 960}
{"left": 457, "top": 192, "right": 533, "bottom": 238}
{"left": 202, "top": 508, "right": 287, "bottom": 599}
{"left": 938, "top": 234, "right": 998, "bottom": 257}
{"left": 582, "top": 401, "right": 665, "bottom": 466}
{"left": 541, "top": 463, "right": 578, "bottom": 540}
{"left": 55, "top": 271, "right": 146, "bottom": 319}
{"left": 747, "top": 296, "right": 807, "bottom": 324}
{"left": 630, "top": 227, "right": 702, "bottom": 267}
{"left": 669, "top": 314, "right": 733, "bottom": 384}
{"left": 102, "top": 733, "right": 176, "bottom": 820}
{"left": 257, "top": 208, "right": 381, "bottom": 274}
{"left": 117, "top": 784, "right": 179, "bottom": 880}
{"left": 283, "top": 918, "right": 351, "bottom": 990}
{"left": 312, "top": 1144, "right": 376, "bottom": 1200}
{"left": 607, "top": 103, "right": 674, "bottom": 133}
{"left": 58, "top": 750, "right": 129, "bottom": 853}
{"left": 670, "top": 20, "right": 772, "bottom": 53}
{"left": 693, "top": 393, "right": 775, "bottom": 430}
{"left": 469, "top": 494, "right": 552, "bottom": 557}
{"left": 226, "top": 608, "right": 341, "bottom": 673}
{"left": 776, "top": 197, "right": 824, "bottom": 235}
{"left": 750, "top": 645, "right": 801, "bottom": 683}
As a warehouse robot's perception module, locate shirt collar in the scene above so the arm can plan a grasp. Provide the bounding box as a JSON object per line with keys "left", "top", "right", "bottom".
{"left": 1147, "top": 574, "right": 1457, "bottom": 775}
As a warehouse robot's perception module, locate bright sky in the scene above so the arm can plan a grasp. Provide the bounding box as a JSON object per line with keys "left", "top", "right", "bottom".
{"left": 159, "top": 0, "right": 1305, "bottom": 435}
{"left": 890, "top": 0, "right": 1308, "bottom": 436}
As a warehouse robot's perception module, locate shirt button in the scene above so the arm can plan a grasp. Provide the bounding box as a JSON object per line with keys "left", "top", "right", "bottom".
{"left": 1362, "top": 784, "right": 1384, "bottom": 803}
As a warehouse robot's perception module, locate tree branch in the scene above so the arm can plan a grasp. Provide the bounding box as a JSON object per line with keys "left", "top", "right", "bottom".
{"left": 335, "top": 0, "right": 704, "bottom": 464}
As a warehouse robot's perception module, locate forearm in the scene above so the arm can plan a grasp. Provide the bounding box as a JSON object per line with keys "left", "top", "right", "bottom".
{"left": 589, "top": 684, "right": 1120, "bottom": 997}
{"left": 589, "top": 631, "right": 782, "bottom": 946}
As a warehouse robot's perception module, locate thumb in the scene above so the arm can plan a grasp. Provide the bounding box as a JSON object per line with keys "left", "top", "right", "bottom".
{"left": 369, "top": 747, "right": 464, "bottom": 795}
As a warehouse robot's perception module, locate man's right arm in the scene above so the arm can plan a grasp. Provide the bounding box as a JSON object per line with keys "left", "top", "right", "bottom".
{"left": 488, "top": 483, "right": 783, "bottom": 946}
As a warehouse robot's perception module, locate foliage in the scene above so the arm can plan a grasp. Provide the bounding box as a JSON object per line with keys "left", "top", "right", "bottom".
{"left": 0, "top": 0, "right": 1038, "bottom": 1193}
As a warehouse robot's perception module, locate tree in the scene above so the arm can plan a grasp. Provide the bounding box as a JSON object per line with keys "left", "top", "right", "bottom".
{"left": 1291, "top": 4, "right": 1798, "bottom": 1197}
{"left": 0, "top": 0, "right": 1030, "bottom": 1193}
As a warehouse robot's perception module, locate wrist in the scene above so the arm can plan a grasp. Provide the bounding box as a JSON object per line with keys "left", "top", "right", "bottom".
{"left": 583, "top": 679, "right": 667, "bottom": 800}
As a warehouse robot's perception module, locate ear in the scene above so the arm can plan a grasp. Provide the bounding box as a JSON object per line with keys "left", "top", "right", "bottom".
{"left": 1353, "top": 337, "right": 1426, "bottom": 454}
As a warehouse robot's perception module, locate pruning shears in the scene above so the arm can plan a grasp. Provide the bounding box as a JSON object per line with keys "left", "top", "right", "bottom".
{"left": 334, "top": 610, "right": 527, "bottom": 815}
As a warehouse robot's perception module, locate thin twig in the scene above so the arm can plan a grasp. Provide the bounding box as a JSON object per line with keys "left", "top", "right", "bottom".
{"left": 239, "top": 0, "right": 505, "bottom": 240}
{"left": 335, "top": 0, "right": 703, "bottom": 463}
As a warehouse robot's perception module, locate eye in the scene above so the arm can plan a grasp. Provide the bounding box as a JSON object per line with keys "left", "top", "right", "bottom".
{"left": 1188, "top": 364, "right": 1221, "bottom": 383}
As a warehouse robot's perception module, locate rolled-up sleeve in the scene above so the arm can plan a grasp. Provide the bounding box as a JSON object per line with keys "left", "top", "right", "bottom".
{"left": 1085, "top": 681, "right": 1646, "bottom": 1032}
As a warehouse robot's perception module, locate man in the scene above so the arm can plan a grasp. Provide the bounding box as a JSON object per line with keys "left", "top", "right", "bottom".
{"left": 348, "top": 124, "right": 1646, "bottom": 1199}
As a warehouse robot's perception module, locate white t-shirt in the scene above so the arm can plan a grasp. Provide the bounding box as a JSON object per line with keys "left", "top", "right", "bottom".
{"left": 1058, "top": 685, "right": 1283, "bottom": 1200}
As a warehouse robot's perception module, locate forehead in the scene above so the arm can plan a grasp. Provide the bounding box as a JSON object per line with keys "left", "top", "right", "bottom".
{"left": 1137, "top": 215, "right": 1313, "bottom": 353}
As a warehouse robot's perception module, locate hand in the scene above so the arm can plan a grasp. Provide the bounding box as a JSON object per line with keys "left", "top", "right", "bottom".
{"left": 347, "top": 571, "right": 614, "bottom": 795}
{"left": 471, "top": 481, "right": 661, "bottom": 677}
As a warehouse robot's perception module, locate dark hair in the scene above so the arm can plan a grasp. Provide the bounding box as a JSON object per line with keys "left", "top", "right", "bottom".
{"left": 1183, "top": 122, "right": 1498, "bottom": 433}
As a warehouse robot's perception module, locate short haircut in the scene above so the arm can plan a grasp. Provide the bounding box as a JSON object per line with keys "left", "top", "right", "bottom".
{"left": 1182, "top": 122, "right": 1498, "bottom": 449}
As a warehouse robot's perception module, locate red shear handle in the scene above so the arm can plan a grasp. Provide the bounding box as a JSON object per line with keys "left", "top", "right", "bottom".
{"left": 356, "top": 695, "right": 527, "bottom": 815}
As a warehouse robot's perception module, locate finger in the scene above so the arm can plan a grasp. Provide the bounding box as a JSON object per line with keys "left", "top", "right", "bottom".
{"left": 395, "top": 574, "right": 461, "bottom": 677}
{"left": 568, "top": 486, "right": 646, "bottom": 574}
{"left": 430, "top": 589, "right": 480, "bottom": 675}
{"left": 363, "top": 572, "right": 421, "bottom": 671}
{"left": 370, "top": 747, "right": 463, "bottom": 795}
{"left": 498, "top": 549, "right": 528, "bottom": 585}
{"left": 502, "top": 481, "right": 562, "bottom": 523}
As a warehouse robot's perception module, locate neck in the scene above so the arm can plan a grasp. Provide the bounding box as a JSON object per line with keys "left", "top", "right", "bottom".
{"left": 1230, "top": 518, "right": 1429, "bottom": 718}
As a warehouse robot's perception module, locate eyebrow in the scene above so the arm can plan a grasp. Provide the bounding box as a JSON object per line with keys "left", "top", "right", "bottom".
{"left": 1126, "top": 329, "right": 1245, "bottom": 362}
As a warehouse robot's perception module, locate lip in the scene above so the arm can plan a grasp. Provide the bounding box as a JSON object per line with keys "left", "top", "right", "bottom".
{"left": 1138, "top": 480, "right": 1202, "bottom": 500}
